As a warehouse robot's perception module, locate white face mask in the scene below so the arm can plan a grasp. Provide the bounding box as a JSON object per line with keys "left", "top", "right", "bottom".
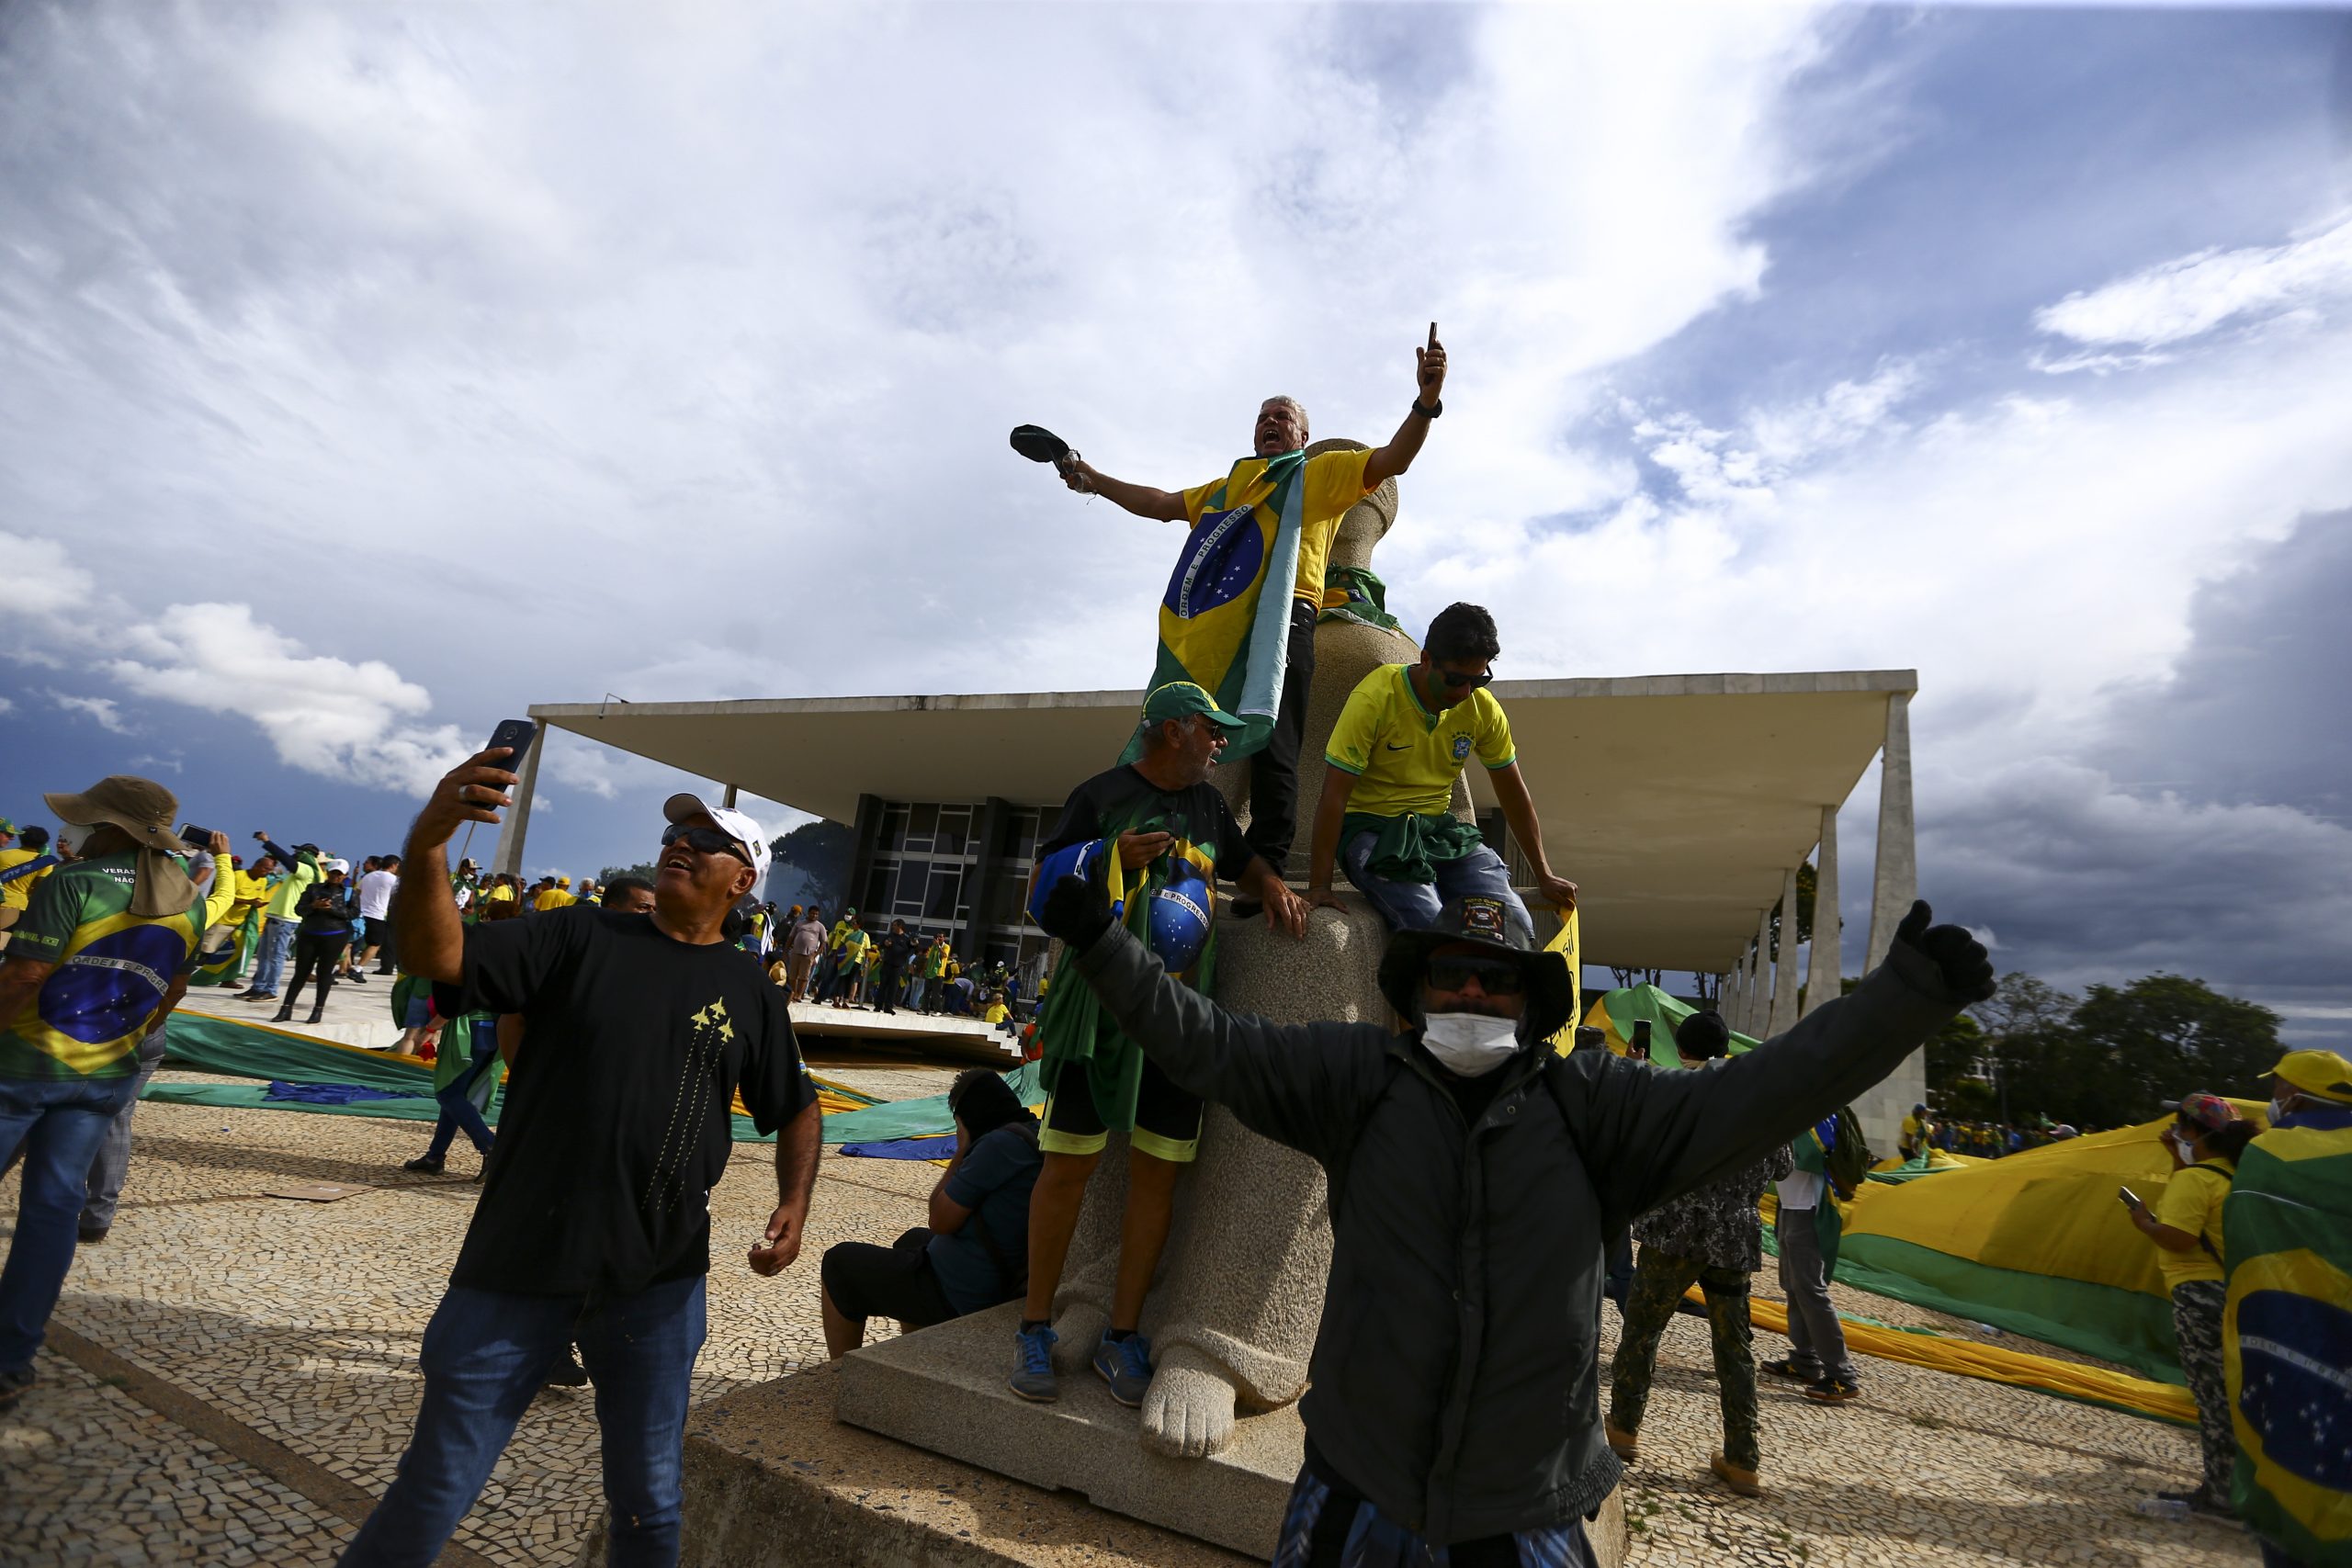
{"left": 2270, "top": 1096, "right": 2296, "bottom": 1124}
{"left": 1420, "top": 1010, "right": 1522, "bottom": 1077}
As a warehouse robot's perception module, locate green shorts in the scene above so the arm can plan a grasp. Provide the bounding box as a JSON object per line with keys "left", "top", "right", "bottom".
{"left": 1039, "top": 1053, "right": 1203, "bottom": 1164}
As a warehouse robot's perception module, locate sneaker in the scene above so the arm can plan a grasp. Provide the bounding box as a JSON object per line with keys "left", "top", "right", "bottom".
{"left": 76, "top": 1224, "right": 108, "bottom": 1246}
{"left": 1710, "top": 1451, "right": 1764, "bottom": 1497}
{"left": 1803, "top": 1374, "right": 1860, "bottom": 1404}
{"left": 345, "top": 972, "right": 368, "bottom": 984}
{"left": 544, "top": 1348, "right": 590, "bottom": 1388}
{"left": 1760, "top": 1357, "right": 1817, "bottom": 1382}
{"left": 1009, "top": 1323, "right": 1058, "bottom": 1403}
{"left": 402, "top": 1156, "right": 446, "bottom": 1175}
{"left": 245, "top": 992, "right": 277, "bottom": 1003}
{"left": 0, "top": 1364, "right": 33, "bottom": 1412}
{"left": 1092, "top": 1331, "right": 1153, "bottom": 1408}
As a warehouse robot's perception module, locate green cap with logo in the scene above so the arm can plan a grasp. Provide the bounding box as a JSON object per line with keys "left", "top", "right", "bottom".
{"left": 1140, "top": 682, "right": 1247, "bottom": 733}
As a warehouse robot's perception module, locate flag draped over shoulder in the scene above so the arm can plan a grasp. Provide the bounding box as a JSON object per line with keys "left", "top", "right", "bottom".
{"left": 2224, "top": 1119, "right": 2352, "bottom": 1564}
{"left": 1121, "top": 449, "right": 1306, "bottom": 766}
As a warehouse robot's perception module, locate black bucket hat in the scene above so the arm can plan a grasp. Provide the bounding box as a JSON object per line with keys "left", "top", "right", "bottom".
{"left": 1376, "top": 894, "right": 1578, "bottom": 1042}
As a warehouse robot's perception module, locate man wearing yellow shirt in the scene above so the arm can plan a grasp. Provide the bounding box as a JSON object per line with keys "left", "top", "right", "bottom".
{"left": 1056, "top": 324, "right": 1450, "bottom": 871}
{"left": 1304, "top": 604, "right": 1577, "bottom": 943}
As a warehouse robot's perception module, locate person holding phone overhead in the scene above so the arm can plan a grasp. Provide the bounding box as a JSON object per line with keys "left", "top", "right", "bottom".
{"left": 1036, "top": 324, "right": 1451, "bottom": 878}
{"left": 344, "top": 729, "right": 820, "bottom": 1567}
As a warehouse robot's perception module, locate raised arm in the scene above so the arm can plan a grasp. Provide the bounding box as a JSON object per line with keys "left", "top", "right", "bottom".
{"left": 1363, "top": 322, "right": 1447, "bottom": 490}
{"left": 1568, "top": 902, "right": 1991, "bottom": 1224}
{"left": 1058, "top": 460, "right": 1190, "bottom": 522}
{"left": 1045, "top": 877, "right": 1388, "bottom": 1165}
{"left": 394, "top": 746, "right": 522, "bottom": 984}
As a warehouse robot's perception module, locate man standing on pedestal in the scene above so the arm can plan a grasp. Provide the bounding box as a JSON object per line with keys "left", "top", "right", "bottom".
{"left": 1047, "top": 326, "right": 1450, "bottom": 871}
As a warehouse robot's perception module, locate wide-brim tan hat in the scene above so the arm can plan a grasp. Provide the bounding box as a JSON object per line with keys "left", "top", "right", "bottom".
{"left": 45, "top": 775, "right": 182, "bottom": 854}
{"left": 43, "top": 774, "right": 197, "bottom": 918}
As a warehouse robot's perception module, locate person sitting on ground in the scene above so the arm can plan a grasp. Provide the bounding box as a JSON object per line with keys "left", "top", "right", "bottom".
{"left": 2126, "top": 1091, "right": 2258, "bottom": 1522}
{"left": 820, "top": 1068, "right": 1042, "bottom": 1357}
{"left": 1027, "top": 870, "right": 1990, "bottom": 1561}
{"left": 981, "top": 990, "right": 1011, "bottom": 1025}
{"left": 1011, "top": 682, "right": 1308, "bottom": 1409}
{"left": 274, "top": 860, "right": 357, "bottom": 1025}
{"left": 344, "top": 760, "right": 820, "bottom": 1567}
{"left": 1304, "top": 603, "right": 1577, "bottom": 936}
{"left": 1604, "top": 1010, "right": 1793, "bottom": 1498}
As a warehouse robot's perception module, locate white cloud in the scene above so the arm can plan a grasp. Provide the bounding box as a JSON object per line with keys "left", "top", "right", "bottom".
{"left": 47, "top": 689, "right": 130, "bottom": 733}
{"left": 104, "top": 603, "right": 469, "bottom": 793}
{"left": 0, "top": 694, "right": 13, "bottom": 715}
{"left": 2033, "top": 212, "right": 2352, "bottom": 349}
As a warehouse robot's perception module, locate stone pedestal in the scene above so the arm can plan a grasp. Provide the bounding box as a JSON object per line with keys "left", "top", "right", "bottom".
{"left": 578, "top": 1359, "right": 1253, "bottom": 1568}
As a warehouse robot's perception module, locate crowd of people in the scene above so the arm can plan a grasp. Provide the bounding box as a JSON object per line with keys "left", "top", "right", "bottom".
{"left": 3, "top": 340, "right": 2341, "bottom": 1568}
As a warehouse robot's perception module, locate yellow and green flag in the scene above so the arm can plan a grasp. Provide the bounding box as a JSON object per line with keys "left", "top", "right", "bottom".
{"left": 1121, "top": 449, "right": 1307, "bottom": 765}
{"left": 2224, "top": 1117, "right": 2352, "bottom": 1564}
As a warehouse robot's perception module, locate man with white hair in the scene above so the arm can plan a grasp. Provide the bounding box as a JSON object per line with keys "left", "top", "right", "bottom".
{"left": 1046, "top": 325, "right": 1450, "bottom": 875}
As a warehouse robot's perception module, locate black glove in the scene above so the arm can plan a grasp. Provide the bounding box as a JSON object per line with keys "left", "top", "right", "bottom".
{"left": 1893, "top": 899, "right": 1995, "bottom": 1002}
{"left": 1037, "top": 873, "right": 1114, "bottom": 952}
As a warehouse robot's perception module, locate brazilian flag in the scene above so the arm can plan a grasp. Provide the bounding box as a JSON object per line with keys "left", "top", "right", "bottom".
{"left": 2224, "top": 1116, "right": 2352, "bottom": 1563}
{"left": 1119, "top": 448, "right": 1306, "bottom": 765}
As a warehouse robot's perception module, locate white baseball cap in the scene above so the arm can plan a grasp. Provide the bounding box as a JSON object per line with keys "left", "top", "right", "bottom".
{"left": 323, "top": 858, "right": 351, "bottom": 874}
{"left": 661, "top": 794, "right": 773, "bottom": 881}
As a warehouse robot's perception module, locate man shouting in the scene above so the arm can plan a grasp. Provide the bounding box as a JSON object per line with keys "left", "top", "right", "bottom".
{"left": 1050, "top": 324, "right": 1449, "bottom": 873}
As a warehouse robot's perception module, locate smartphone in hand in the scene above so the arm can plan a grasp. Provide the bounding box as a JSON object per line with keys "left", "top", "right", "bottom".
{"left": 485, "top": 718, "right": 538, "bottom": 763}
{"left": 2117, "top": 1185, "right": 2141, "bottom": 1209}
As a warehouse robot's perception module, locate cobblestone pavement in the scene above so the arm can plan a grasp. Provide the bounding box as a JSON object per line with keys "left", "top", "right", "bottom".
{"left": 3, "top": 1078, "right": 2256, "bottom": 1566}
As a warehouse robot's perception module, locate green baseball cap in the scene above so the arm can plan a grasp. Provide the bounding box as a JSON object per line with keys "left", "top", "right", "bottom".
{"left": 1140, "top": 682, "right": 1246, "bottom": 732}
{"left": 0, "top": 818, "right": 16, "bottom": 837}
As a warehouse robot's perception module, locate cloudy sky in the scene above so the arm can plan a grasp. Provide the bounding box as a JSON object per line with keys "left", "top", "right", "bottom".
{"left": 3, "top": 3, "right": 2346, "bottom": 1042}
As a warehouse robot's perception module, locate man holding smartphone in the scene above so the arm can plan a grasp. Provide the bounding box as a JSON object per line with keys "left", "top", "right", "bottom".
{"left": 345, "top": 736, "right": 821, "bottom": 1567}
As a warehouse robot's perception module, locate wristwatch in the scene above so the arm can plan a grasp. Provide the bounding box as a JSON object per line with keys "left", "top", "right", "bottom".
{"left": 1412, "top": 397, "right": 1442, "bottom": 419}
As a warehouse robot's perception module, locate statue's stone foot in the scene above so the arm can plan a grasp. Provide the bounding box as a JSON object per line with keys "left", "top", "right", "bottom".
{"left": 1139, "top": 1344, "right": 1238, "bottom": 1459}
{"left": 1050, "top": 1301, "right": 1107, "bottom": 1377}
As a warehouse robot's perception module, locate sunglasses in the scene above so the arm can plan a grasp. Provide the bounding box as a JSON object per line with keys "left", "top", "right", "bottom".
{"left": 1435, "top": 667, "right": 1494, "bottom": 691}
{"left": 1424, "top": 954, "right": 1525, "bottom": 997}
{"left": 661, "top": 822, "right": 752, "bottom": 865}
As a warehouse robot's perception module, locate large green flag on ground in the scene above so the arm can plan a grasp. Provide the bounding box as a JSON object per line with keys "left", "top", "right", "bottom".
{"left": 2224, "top": 1118, "right": 2352, "bottom": 1564}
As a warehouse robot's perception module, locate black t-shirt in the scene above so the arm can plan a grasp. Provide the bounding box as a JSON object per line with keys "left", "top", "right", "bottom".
{"left": 1043, "top": 764, "right": 1257, "bottom": 886}
{"left": 440, "top": 905, "right": 816, "bottom": 1297}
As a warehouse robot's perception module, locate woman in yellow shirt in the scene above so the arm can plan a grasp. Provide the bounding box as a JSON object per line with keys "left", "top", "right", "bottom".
{"left": 2125, "top": 1092, "right": 2260, "bottom": 1519}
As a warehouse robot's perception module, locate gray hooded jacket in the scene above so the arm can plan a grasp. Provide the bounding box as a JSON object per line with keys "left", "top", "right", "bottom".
{"left": 1069, "top": 923, "right": 1965, "bottom": 1543}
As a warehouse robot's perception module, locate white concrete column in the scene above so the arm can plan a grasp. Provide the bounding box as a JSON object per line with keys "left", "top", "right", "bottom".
{"left": 1749, "top": 906, "right": 1773, "bottom": 1037}
{"left": 1723, "top": 955, "right": 1747, "bottom": 1034}
{"left": 489, "top": 724, "right": 547, "bottom": 879}
{"left": 1804, "top": 804, "right": 1840, "bottom": 1018}
{"left": 1864, "top": 691, "right": 1917, "bottom": 971}
{"left": 1768, "top": 865, "right": 1802, "bottom": 1036}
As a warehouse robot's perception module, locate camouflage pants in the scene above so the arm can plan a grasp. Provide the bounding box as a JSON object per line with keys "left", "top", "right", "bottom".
{"left": 2171, "top": 1280, "right": 2233, "bottom": 1499}
{"left": 1609, "top": 1246, "right": 1759, "bottom": 1471}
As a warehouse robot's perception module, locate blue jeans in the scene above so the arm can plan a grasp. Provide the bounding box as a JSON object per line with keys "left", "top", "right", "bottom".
{"left": 905, "top": 977, "right": 926, "bottom": 1011}
{"left": 1339, "top": 831, "right": 1532, "bottom": 941}
{"left": 81, "top": 1026, "right": 171, "bottom": 1231}
{"left": 0, "top": 1071, "right": 140, "bottom": 1371}
{"left": 250, "top": 917, "right": 297, "bottom": 994}
{"left": 424, "top": 1039, "right": 499, "bottom": 1164}
{"left": 343, "top": 1275, "right": 707, "bottom": 1567}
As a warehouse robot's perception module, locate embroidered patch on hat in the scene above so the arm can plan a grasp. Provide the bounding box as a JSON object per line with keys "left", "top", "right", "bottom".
{"left": 1458, "top": 897, "right": 1506, "bottom": 939}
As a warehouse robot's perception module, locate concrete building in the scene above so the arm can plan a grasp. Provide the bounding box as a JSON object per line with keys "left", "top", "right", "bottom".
{"left": 492, "top": 670, "right": 1923, "bottom": 1146}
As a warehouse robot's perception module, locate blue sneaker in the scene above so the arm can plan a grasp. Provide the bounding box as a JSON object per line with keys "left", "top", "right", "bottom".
{"left": 1092, "top": 1331, "right": 1153, "bottom": 1407}
{"left": 1009, "top": 1323, "right": 1057, "bottom": 1403}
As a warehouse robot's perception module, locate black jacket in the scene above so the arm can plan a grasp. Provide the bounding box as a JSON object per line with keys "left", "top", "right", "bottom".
{"left": 1069, "top": 923, "right": 1965, "bottom": 1543}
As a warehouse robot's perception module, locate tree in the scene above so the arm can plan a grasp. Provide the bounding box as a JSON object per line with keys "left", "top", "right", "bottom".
{"left": 2066, "top": 974, "right": 2283, "bottom": 1127}
{"left": 1923, "top": 1011, "right": 1987, "bottom": 1101}
{"left": 599, "top": 861, "right": 659, "bottom": 887}
{"left": 1966, "top": 972, "right": 2080, "bottom": 1125}
{"left": 1765, "top": 862, "right": 1818, "bottom": 962}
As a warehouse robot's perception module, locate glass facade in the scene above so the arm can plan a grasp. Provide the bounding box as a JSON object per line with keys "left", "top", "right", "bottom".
{"left": 857, "top": 797, "right": 1057, "bottom": 992}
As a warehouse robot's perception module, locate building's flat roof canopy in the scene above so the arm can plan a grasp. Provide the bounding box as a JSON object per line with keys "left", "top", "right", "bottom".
{"left": 535, "top": 670, "right": 1913, "bottom": 973}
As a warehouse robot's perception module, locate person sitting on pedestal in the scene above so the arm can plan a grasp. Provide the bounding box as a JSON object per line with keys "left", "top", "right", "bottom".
{"left": 1011, "top": 682, "right": 1307, "bottom": 1409}
{"left": 1304, "top": 602, "right": 1578, "bottom": 936}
